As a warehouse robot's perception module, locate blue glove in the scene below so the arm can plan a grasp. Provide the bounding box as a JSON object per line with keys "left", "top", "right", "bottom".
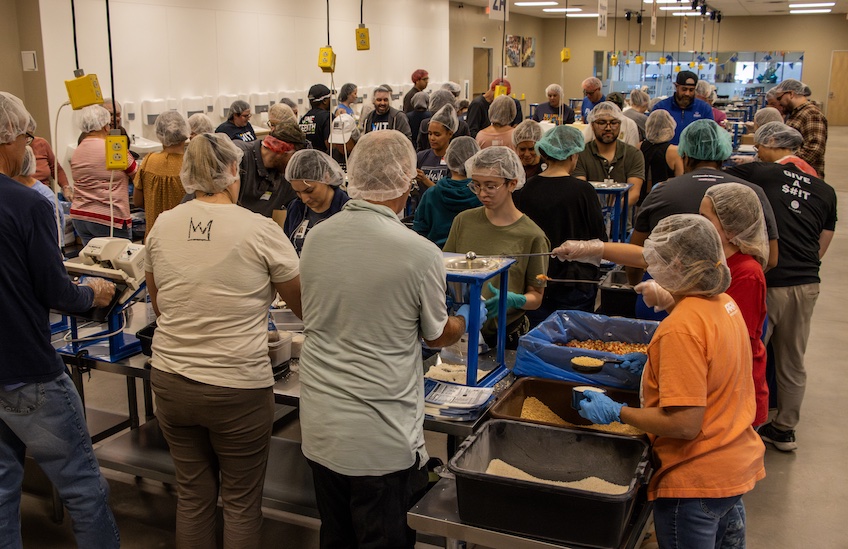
{"left": 616, "top": 352, "right": 647, "bottom": 374}
{"left": 456, "top": 302, "right": 488, "bottom": 333}
{"left": 578, "top": 391, "right": 626, "bottom": 424}
{"left": 484, "top": 282, "right": 527, "bottom": 318}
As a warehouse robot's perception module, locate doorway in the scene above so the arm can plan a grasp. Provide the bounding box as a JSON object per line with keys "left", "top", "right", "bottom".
{"left": 827, "top": 51, "right": 848, "bottom": 126}
{"left": 473, "top": 47, "right": 493, "bottom": 98}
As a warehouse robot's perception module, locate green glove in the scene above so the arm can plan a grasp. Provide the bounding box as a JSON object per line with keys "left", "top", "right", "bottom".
{"left": 484, "top": 282, "right": 527, "bottom": 318}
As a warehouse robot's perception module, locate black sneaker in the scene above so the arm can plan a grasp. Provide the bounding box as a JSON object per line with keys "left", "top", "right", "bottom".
{"left": 758, "top": 422, "right": 797, "bottom": 452}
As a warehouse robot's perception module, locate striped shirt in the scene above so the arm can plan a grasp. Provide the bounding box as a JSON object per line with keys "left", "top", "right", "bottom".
{"left": 69, "top": 137, "right": 137, "bottom": 228}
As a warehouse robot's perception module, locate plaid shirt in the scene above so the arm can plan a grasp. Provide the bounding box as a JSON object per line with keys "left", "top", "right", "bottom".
{"left": 785, "top": 101, "right": 828, "bottom": 179}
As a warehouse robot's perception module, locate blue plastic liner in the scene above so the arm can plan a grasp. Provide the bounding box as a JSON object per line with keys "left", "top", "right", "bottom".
{"left": 514, "top": 310, "right": 659, "bottom": 390}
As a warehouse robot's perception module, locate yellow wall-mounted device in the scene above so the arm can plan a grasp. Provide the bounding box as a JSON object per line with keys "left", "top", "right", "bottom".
{"left": 560, "top": 48, "right": 571, "bottom": 63}
{"left": 318, "top": 46, "right": 336, "bottom": 73}
{"left": 65, "top": 70, "right": 103, "bottom": 110}
{"left": 494, "top": 85, "right": 508, "bottom": 98}
{"left": 105, "top": 132, "right": 129, "bottom": 171}
{"left": 355, "top": 25, "right": 370, "bottom": 51}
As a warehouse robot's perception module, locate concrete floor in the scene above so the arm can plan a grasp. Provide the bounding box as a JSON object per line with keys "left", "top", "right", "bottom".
{"left": 18, "top": 127, "right": 848, "bottom": 548}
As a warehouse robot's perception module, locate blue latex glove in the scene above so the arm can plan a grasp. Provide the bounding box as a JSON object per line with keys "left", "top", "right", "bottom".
{"left": 615, "top": 352, "right": 647, "bottom": 374}
{"left": 456, "top": 302, "right": 488, "bottom": 333}
{"left": 484, "top": 282, "right": 527, "bottom": 318}
{"left": 578, "top": 391, "right": 627, "bottom": 424}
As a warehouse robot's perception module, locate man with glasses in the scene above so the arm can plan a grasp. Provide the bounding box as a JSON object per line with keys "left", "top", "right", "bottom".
{"left": 215, "top": 99, "right": 257, "bottom": 142}
{"left": 652, "top": 71, "right": 714, "bottom": 145}
{"left": 771, "top": 78, "right": 828, "bottom": 179}
{"left": 574, "top": 102, "right": 645, "bottom": 207}
{"left": 580, "top": 77, "right": 606, "bottom": 122}
{"left": 300, "top": 84, "right": 333, "bottom": 154}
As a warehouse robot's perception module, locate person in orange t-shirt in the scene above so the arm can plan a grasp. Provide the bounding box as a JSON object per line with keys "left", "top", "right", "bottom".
{"left": 576, "top": 214, "right": 765, "bottom": 549}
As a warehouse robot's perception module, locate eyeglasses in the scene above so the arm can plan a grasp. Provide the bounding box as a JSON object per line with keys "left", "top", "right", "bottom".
{"left": 583, "top": 88, "right": 599, "bottom": 96}
{"left": 468, "top": 180, "right": 507, "bottom": 195}
{"left": 775, "top": 91, "right": 790, "bottom": 100}
{"left": 25, "top": 132, "right": 35, "bottom": 145}
{"left": 239, "top": 112, "right": 252, "bottom": 119}
{"left": 592, "top": 119, "right": 621, "bottom": 128}
{"left": 266, "top": 120, "right": 277, "bottom": 129}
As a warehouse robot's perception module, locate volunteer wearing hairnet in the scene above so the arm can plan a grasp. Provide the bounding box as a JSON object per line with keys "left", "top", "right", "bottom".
{"left": 532, "top": 84, "right": 575, "bottom": 125}
{"left": 574, "top": 102, "right": 645, "bottom": 206}
{"left": 415, "top": 104, "right": 460, "bottom": 190}
{"left": 0, "top": 91, "right": 119, "bottom": 548}
{"left": 298, "top": 129, "right": 477, "bottom": 548}
{"left": 417, "top": 89, "right": 470, "bottom": 151}
{"left": 639, "top": 110, "right": 684, "bottom": 205}
{"left": 575, "top": 214, "right": 765, "bottom": 549}
{"left": 187, "top": 113, "right": 214, "bottom": 139}
{"left": 215, "top": 99, "right": 256, "bottom": 142}
{"left": 732, "top": 107, "right": 787, "bottom": 166}
{"left": 407, "top": 91, "right": 432, "bottom": 149}
{"left": 70, "top": 104, "right": 139, "bottom": 244}
{"left": 630, "top": 120, "right": 780, "bottom": 317}
{"left": 623, "top": 89, "right": 650, "bottom": 138}
{"left": 266, "top": 102, "right": 297, "bottom": 130}
{"left": 335, "top": 82, "right": 358, "bottom": 117}
{"left": 413, "top": 136, "right": 481, "bottom": 246}
{"left": 751, "top": 121, "right": 817, "bottom": 176}
{"left": 145, "top": 132, "right": 302, "bottom": 548}
{"left": 14, "top": 145, "right": 64, "bottom": 233}
{"left": 695, "top": 80, "right": 726, "bottom": 128}
{"left": 444, "top": 146, "right": 549, "bottom": 348}
{"left": 133, "top": 111, "right": 190, "bottom": 239}
{"left": 283, "top": 149, "right": 350, "bottom": 254}
{"left": 727, "top": 122, "right": 837, "bottom": 452}
{"left": 475, "top": 95, "right": 517, "bottom": 151}
{"left": 403, "top": 68, "right": 429, "bottom": 113}
{"left": 514, "top": 126, "right": 605, "bottom": 322}
{"left": 512, "top": 119, "right": 544, "bottom": 179}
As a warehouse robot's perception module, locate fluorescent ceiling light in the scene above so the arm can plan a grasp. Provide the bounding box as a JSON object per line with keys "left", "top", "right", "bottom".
{"left": 567, "top": 12, "right": 599, "bottom": 17}
{"left": 543, "top": 7, "right": 582, "bottom": 11}
{"left": 789, "top": 8, "right": 832, "bottom": 12}
{"left": 788, "top": 2, "right": 835, "bottom": 6}
{"left": 672, "top": 11, "right": 701, "bottom": 15}
{"left": 516, "top": 1, "right": 559, "bottom": 6}
{"left": 644, "top": 0, "right": 689, "bottom": 3}
{"left": 660, "top": 5, "right": 698, "bottom": 9}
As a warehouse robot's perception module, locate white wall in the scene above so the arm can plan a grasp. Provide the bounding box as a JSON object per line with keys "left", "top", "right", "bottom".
{"left": 39, "top": 0, "right": 449, "bottom": 166}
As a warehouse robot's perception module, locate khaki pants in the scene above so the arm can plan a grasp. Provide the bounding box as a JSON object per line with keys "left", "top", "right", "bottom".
{"left": 764, "top": 283, "right": 820, "bottom": 431}
{"left": 151, "top": 369, "right": 274, "bottom": 549}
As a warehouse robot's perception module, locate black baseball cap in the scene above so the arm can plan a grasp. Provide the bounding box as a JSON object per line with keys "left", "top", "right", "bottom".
{"left": 308, "top": 84, "right": 332, "bottom": 102}
{"left": 676, "top": 71, "right": 698, "bottom": 86}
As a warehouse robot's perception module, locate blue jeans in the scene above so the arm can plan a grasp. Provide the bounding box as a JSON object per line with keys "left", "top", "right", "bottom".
{"left": 654, "top": 496, "right": 746, "bottom": 549}
{"left": 72, "top": 219, "right": 131, "bottom": 246}
{"left": 0, "top": 372, "right": 120, "bottom": 549}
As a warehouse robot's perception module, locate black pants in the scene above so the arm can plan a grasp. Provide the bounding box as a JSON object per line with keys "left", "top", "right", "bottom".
{"left": 307, "top": 456, "right": 429, "bottom": 549}
{"left": 483, "top": 314, "right": 531, "bottom": 350}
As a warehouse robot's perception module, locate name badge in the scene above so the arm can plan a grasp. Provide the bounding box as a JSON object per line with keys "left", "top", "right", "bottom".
{"left": 261, "top": 191, "right": 273, "bottom": 201}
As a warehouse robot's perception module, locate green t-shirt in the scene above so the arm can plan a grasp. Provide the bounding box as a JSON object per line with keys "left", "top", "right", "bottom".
{"left": 443, "top": 206, "right": 550, "bottom": 334}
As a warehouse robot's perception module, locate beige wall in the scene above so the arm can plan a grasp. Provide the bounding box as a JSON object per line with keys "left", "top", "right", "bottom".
{"left": 0, "top": 0, "right": 25, "bottom": 100}
{"left": 449, "top": 3, "right": 547, "bottom": 110}
{"left": 538, "top": 14, "right": 848, "bottom": 110}
{"left": 16, "top": 0, "right": 50, "bottom": 145}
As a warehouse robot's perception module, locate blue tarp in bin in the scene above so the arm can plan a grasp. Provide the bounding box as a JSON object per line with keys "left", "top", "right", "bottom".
{"left": 514, "top": 310, "right": 660, "bottom": 390}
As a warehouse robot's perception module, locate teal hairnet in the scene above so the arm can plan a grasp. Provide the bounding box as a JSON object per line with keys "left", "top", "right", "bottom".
{"left": 677, "top": 119, "right": 732, "bottom": 161}
{"left": 535, "top": 125, "right": 584, "bottom": 161}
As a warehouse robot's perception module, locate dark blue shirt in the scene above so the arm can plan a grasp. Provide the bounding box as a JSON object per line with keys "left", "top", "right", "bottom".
{"left": 652, "top": 96, "right": 714, "bottom": 145}
{"left": 0, "top": 175, "right": 94, "bottom": 384}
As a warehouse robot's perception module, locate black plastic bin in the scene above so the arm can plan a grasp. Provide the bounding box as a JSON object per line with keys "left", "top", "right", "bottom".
{"left": 597, "top": 269, "right": 637, "bottom": 318}
{"left": 448, "top": 419, "right": 651, "bottom": 548}
{"left": 136, "top": 321, "right": 156, "bottom": 357}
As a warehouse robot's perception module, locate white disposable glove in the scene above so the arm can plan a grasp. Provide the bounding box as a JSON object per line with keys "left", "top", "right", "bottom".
{"left": 81, "top": 277, "right": 116, "bottom": 308}
{"left": 634, "top": 280, "right": 675, "bottom": 313}
{"left": 550, "top": 239, "right": 605, "bottom": 266}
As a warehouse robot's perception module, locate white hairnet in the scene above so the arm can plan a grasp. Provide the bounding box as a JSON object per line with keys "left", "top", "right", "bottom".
{"left": 705, "top": 183, "right": 769, "bottom": 269}
{"left": 155, "top": 111, "right": 190, "bottom": 147}
{"left": 412, "top": 91, "right": 430, "bottom": 110}
{"left": 347, "top": 130, "right": 416, "bottom": 201}
{"left": 268, "top": 103, "right": 296, "bottom": 125}
{"left": 773, "top": 79, "right": 810, "bottom": 97}
{"left": 188, "top": 113, "right": 214, "bottom": 135}
{"left": 678, "top": 119, "right": 732, "bottom": 161}
{"left": 545, "top": 83, "right": 563, "bottom": 98}
{"left": 227, "top": 100, "right": 250, "bottom": 120}
{"left": 753, "top": 107, "right": 783, "bottom": 129}
{"left": 0, "top": 92, "right": 35, "bottom": 145}
{"left": 465, "top": 146, "right": 526, "bottom": 190}
{"left": 586, "top": 101, "right": 624, "bottom": 124}
{"left": 629, "top": 89, "right": 650, "bottom": 108}
{"left": 429, "top": 90, "right": 456, "bottom": 114}
{"left": 180, "top": 132, "right": 244, "bottom": 194}
{"left": 488, "top": 95, "right": 516, "bottom": 126}
{"left": 21, "top": 145, "right": 36, "bottom": 177}
{"left": 535, "top": 125, "right": 584, "bottom": 161}
{"left": 444, "top": 136, "right": 480, "bottom": 176}
{"left": 694, "top": 80, "right": 712, "bottom": 98}
{"left": 75, "top": 105, "right": 110, "bottom": 133}
{"left": 582, "top": 77, "right": 602, "bottom": 90}
{"left": 430, "top": 104, "right": 459, "bottom": 134}
{"left": 284, "top": 149, "right": 345, "bottom": 187}
{"left": 442, "top": 81, "right": 462, "bottom": 96}
{"left": 643, "top": 214, "right": 730, "bottom": 297}
{"left": 512, "top": 119, "right": 542, "bottom": 146}
{"left": 755, "top": 121, "right": 803, "bottom": 150}
{"left": 645, "top": 109, "right": 676, "bottom": 143}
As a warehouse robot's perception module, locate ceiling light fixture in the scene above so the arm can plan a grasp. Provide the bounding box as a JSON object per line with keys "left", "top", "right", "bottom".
{"left": 660, "top": 5, "right": 698, "bottom": 9}
{"left": 543, "top": 7, "right": 582, "bottom": 11}
{"left": 566, "top": 12, "right": 600, "bottom": 17}
{"left": 787, "top": 2, "right": 835, "bottom": 6}
{"left": 643, "top": 0, "right": 685, "bottom": 4}
{"left": 789, "top": 8, "right": 832, "bottom": 12}
{"left": 515, "top": 1, "right": 559, "bottom": 6}
{"left": 672, "top": 11, "right": 701, "bottom": 15}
